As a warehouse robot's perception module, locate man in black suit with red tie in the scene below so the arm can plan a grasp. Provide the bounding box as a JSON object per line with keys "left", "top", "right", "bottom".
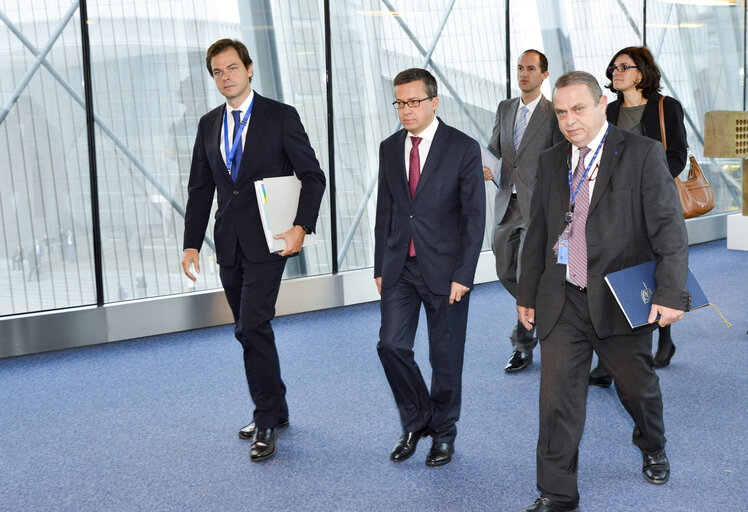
{"left": 181, "top": 39, "right": 325, "bottom": 462}
{"left": 374, "top": 68, "right": 485, "bottom": 467}
{"left": 516, "top": 71, "right": 688, "bottom": 512}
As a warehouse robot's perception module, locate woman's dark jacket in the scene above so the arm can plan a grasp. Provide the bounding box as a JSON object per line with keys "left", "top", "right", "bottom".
{"left": 606, "top": 90, "right": 688, "bottom": 178}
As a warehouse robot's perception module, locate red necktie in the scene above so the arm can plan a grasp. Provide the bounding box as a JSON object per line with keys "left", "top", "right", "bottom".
{"left": 568, "top": 146, "right": 591, "bottom": 288}
{"left": 408, "top": 136, "right": 422, "bottom": 257}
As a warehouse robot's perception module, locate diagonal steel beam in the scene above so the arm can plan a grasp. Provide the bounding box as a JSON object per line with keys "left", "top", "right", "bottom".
{"left": 0, "top": 1, "right": 79, "bottom": 125}
{"left": 0, "top": 8, "right": 215, "bottom": 252}
{"left": 381, "top": 0, "right": 487, "bottom": 141}
{"left": 336, "top": 0, "right": 457, "bottom": 268}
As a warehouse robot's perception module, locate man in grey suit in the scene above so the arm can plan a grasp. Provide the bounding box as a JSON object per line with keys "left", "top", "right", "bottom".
{"left": 485, "top": 49, "right": 563, "bottom": 372}
{"left": 516, "top": 71, "right": 688, "bottom": 512}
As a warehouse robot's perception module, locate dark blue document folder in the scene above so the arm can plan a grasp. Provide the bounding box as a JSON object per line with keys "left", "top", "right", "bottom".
{"left": 604, "top": 260, "right": 709, "bottom": 329}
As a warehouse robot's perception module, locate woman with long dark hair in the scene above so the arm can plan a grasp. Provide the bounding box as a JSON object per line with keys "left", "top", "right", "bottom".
{"left": 589, "top": 46, "right": 687, "bottom": 387}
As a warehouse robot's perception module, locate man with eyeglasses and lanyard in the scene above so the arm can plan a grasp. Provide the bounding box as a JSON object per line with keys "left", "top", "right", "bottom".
{"left": 374, "top": 68, "right": 485, "bottom": 467}
{"left": 515, "top": 71, "right": 688, "bottom": 512}
{"left": 182, "top": 39, "right": 325, "bottom": 462}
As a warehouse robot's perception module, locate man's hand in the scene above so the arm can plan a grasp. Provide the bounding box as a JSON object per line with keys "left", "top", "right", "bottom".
{"left": 648, "top": 304, "right": 685, "bottom": 327}
{"left": 483, "top": 165, "right": 494, "bottom": 181}
{"left": 182, "top": 249, "right": 200, "bottom": 282}
{"left": 274, "top": 225, "right": 306, "bottom": 257}
{"left": 449, "top": 281, "right": 470, "bottom": 305}
{"left": 517, "top": 305, "right": 535, "bottom": 331}
{"left": 375, "top": 277, "right": 382, "bottom": 296}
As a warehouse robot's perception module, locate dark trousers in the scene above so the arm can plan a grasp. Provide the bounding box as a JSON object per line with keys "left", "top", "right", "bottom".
{"left": 219, "top": 245, "right": 288, "bottom": 430}
{"left": 493, "top": 196, "right": 537, "bottom": 353}
{"left": 537, "top": 286, "right": 665, "bottom": 509}
{"left": 377, "top": 257, "right": 470, "bottom": 444}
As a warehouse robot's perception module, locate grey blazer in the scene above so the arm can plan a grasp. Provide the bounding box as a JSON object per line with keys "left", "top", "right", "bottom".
{"left": 488, "top": 95, "right": 563, "bottom": 226}
{"left": 517, "top": 125, "right": 689, "bottom": 340}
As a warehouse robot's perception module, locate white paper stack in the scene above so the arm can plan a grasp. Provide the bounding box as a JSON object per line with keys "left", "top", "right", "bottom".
{"left": 254, "top": 175, "right": 318, "bottom": 254}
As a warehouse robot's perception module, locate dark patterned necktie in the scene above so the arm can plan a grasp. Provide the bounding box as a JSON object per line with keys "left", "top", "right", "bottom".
{"left": 408, "top": 136, "right": 422, "bottom": 257}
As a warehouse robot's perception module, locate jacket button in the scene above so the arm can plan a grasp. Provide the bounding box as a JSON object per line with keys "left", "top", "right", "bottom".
{"left": 561, "top": 280, "right": 565, "bottom": 287}
{"left": 409, "top": 214, "right": 414, "bottom": 218}
{"left": 233, "top": 190, "right": 239, "bottom": 195}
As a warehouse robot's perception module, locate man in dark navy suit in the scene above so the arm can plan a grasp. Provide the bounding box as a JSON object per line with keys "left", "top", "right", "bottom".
{"left": 181, "top": 39, "right": 325, "bottom": 462}
{"left": 374, "top": 68, "right": 485, "bottom": 467}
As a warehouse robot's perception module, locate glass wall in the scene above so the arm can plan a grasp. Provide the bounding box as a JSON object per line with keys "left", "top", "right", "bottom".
{"left": 0, "top": 1, "right": 95, "bottom": 315}
{"left": 0, "top": 0, "right": 744, "bottom": 317}
{"left": 332, "top": 0, "right": 507, "bottom": 272}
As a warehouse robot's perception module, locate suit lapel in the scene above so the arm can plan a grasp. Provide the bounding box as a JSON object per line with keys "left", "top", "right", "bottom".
{"left": 413, "top": 121, "right": 447, "bottom": 199}
{"left": 555, "top": 142, "right": 572, "bottom": 205}
{"left": 504, "top": 98, "right": 520, "bottom": 158}
{"left": 391, "top": 130, "right": 410, "bottom": 203}
{"left": 516, "top": 96, "right": 548, "bottom": 155}
{"left": 589, "top": 125, "right": 623, "bottom": 213}
{"left": 207, "top": 105, "right": 232, "bottom": 183}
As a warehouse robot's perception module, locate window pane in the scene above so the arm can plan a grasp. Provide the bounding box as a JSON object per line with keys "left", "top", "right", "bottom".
{"left": 0, "top": 2, "right": 95, "bottom": 315}
{"left": 647, "top": 1, "right": 744, "bottom": 215}
{"left": 86, "top": 0, "right": 331, "bottom": 302}
{"left": 333, "top": 0, "right": 506, "bottom": 272}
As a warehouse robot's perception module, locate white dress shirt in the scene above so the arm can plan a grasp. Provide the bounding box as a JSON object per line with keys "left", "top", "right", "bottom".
{"left": 404, "top": 116, "right": 440, "bottom": 178}
{"left": 219, "top": 90, "right": 254, "bottom": 167}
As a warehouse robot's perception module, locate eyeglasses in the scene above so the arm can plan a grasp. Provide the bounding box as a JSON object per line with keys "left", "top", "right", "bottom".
{"left": 607, "top": 64, "right": 638, "bottom": 74}
{"left": 392, "top": 96, "right": 433, "bottom": 109}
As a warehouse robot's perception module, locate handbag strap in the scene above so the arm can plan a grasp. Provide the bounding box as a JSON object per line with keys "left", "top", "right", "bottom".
{"left": 658, "top": 96, "right": 667, "bottom": 151}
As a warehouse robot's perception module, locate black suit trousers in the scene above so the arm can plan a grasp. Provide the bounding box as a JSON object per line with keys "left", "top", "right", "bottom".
{"left": 377, "top": 257, "right": 470, "bottom": 444}
{"left": 219, "top": 245, "right": 288, "bottom": 430}
{"left": 537, "top": 286, "right": 665, "bottom": 508}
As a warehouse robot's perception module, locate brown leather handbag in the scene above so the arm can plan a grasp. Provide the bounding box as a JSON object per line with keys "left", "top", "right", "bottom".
{"left": 659, "top": 96, "right": 715, "bottom": 218}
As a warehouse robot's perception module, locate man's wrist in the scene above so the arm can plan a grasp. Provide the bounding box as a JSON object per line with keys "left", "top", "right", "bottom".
{"left": 293, "top": 224, "right": 312, "bottom": 235}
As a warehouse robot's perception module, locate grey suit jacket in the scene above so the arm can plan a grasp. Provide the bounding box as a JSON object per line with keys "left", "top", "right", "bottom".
{"left": 517, "top": 124, "right": 689, "bottom": 340}
{"left": 488, "top": 95, "right": 563, "bottom": 226}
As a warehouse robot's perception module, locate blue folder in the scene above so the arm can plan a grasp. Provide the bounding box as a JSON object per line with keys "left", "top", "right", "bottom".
{"left": 604, "top": 260, "right": 709, "bottom": 329}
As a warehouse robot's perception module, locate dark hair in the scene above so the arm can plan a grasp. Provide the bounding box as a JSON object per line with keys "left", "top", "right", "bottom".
{"left": 554, "top": 71, "right": 603, "bottom": 103}
{"left": 605, "top": 46, "right": 661, "bottom": 99}
{"left": 393, "top": 68, "right": 438, "bottom": 98}
{"left": 520, "top": 49, "right": 548, "bottom": 73}
{"left": 206, "top": 39, "right": 253, "bottom": 76}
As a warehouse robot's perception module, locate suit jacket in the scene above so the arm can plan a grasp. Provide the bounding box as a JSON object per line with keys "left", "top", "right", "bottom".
{"left": 374, "top": 119, "right": 485, "bottom": 296}
{"left": 606, "top": 91, "right": 687, "bottom": 178}
{"left": 183, "top": 93, "right": 326, "bottom": 265}
{"left": 517, "top": 124, "right": 689, "bottom": 339}
{"left": 488, "top": 95, "right": 564, "bottom": 225}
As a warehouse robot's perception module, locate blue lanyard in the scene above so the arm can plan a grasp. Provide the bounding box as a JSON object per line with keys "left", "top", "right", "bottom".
{"left": 567, "top": 125, "right": 609, "bottom": 207}
{"left": 223, "top": 95, "right": 254, "bottom": 172}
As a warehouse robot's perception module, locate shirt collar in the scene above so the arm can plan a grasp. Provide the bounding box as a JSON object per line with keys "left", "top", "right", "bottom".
{"left": 575, "top": 121, "right": 609, "bottom": 157}
{"left": 520, "top": 93, "right": 543, "bottom": 115}
{"left": 225, "top": 89, "right": 254, "bottom": 116}
{"left": 408, "top": 116, "right": 439, "bottom": 142}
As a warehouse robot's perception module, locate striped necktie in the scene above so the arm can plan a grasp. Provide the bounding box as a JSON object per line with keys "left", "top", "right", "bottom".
{"left": 568, "top": 146, "right": 591, "bottom": 288}
{"left": 513, "top": 105, "right": 528, "bottom": 152}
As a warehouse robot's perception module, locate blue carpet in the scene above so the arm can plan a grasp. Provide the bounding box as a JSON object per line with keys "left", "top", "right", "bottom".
{"left": 1, "top": 240, "right": 746, "bottom": 512}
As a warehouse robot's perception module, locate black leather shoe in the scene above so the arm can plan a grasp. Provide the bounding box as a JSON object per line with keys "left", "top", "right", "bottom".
{"left": 390, "top": 428, "right": 429, "bottom": 462}
{"left": 653, "top": 343, "right": 676, "bottom": 369}
{"left": 239, "top": 418, "right": 289, "bottom": 439}
{"left": 425, "top": 441, "right": 454, "bottom": 466}
{"left": 588, "top": 366, "right": 612, "bottom": 388}
{"left": 519, "top": 497, "right": 580, "bottom": 512}
{"left": 642, "top": 450, "right": 670, "bottom": 484}
{"left": 250, "top": 427, "right": 278, "bottom": 461}
{"left": 505, "top": 350, "right": 533, "bottom": 373}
